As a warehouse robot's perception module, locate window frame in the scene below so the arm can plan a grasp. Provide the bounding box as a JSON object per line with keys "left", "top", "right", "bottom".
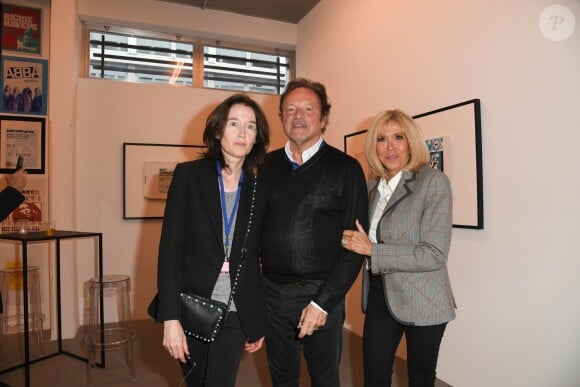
{"left": 80, "top": 23, "right": 295, "bottom": 95}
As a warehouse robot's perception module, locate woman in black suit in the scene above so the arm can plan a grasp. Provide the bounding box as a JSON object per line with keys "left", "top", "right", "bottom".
{"left": 151, "top": 94, "right": 270, "bottom": 387}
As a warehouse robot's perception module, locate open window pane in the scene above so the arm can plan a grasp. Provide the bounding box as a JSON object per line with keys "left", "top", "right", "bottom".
{"left": 86, "top": 26, "right": 293, "bottom": 94}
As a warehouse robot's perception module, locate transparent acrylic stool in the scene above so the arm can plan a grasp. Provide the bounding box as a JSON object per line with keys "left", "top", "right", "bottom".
{"left": 86, "top": 274, "right": 136, "bottom": 385}
{"left": 0, "top": 266, "right": 44, "bottom": 363}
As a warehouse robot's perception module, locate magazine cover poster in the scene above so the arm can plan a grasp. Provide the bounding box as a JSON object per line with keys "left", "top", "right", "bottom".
{"left": 1, "top": 56, "right": 48, "bottom": 115}
{"left": 1, "top": 4, "right": 41, "bottom": 54}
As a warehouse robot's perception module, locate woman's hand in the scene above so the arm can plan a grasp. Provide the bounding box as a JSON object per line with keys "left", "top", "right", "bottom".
{"left": 163, "top": 320, "right": 189, "bottom": 363}
{"left": 244, "top": 336, "right": 265, "bottom": 353}
{"left": 342, "top": 219, "right": 372, "bottom": 256}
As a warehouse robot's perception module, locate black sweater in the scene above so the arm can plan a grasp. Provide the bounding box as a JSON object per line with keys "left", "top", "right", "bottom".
{"left": 260, "top": 143, "right": 369, "bottom": 312}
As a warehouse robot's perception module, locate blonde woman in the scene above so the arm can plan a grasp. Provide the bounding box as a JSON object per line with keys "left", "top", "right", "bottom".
{"left": 342, "top": 109, "right": 456, "bottom": 387}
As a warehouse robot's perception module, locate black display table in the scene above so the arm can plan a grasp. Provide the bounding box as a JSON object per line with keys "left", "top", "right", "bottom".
{"left": 0, "top": 231, "right": 104, "bottom": 387}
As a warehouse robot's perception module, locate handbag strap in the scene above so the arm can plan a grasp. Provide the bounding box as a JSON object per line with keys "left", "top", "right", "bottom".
{"left": 224, "top": 173, "right": 257, "bottom": 310}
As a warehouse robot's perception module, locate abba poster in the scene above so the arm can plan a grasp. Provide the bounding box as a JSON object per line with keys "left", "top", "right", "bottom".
{"left": 1, "top": 56, "right": 48, "bottom": 115}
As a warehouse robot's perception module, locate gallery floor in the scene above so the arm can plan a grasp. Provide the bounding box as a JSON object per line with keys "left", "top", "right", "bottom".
{"left": 0, "top": 319, "right": 451, "bottom": 386}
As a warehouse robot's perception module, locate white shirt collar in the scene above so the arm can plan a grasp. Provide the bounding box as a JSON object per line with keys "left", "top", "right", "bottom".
{"left": 284, "top": 137, "right": 324, "bottom": 165}
{"left": 378, "top": 171, "right": 403, "bottom": 199}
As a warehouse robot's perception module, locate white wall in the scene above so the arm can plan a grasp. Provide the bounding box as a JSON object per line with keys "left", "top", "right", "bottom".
{"left": 297, "top": 0, "right": 580, "bottom": 386}
{"left": 74, "top": 80, "right": 284, "bottom": 320}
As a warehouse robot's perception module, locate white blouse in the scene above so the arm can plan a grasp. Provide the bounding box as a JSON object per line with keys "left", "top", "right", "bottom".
{"left": 368, "top": 171, "right": 402, "bottom": 243}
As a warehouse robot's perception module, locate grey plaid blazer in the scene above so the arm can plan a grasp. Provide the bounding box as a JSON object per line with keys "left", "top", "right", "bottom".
{"left": 362, "top": 165, "right": 456, "bottom": 326}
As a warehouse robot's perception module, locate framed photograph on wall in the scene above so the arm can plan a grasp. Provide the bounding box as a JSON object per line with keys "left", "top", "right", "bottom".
{"left": 1, "top": 4, "right": 42, "bottom": 54}
{"left": 1, "top": 56, "right": 48, "bottom": 115}
{"left": 344, "top": 99, "right": 483, "bottom": 229}
{"left": 0, "top": 115, "right": 45, "bottom": 174}
{"left": 123, "top": 142, "right": 205, "bottom": 219}
{"left": 413, "top": 99, "right": 483, "bottom": 229}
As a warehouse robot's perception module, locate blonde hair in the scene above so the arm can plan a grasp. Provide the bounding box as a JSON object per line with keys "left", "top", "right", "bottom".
{"left": 364, "top": 109, "right": 429, "bottom": 179}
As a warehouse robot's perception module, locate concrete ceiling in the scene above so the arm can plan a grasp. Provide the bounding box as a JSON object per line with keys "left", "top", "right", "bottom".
{"left": 156, "top": 0, "right": 321, "bottom": 24}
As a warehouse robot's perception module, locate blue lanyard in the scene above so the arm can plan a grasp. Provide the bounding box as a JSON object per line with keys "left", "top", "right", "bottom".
{"left": 217, "top": 162, "right": 244, "bottom": 259}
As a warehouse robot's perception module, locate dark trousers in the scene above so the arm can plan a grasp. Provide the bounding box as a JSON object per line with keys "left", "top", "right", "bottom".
{"left": 363, "top": 275, "right": 447, "bottom": 387}
{"left": 262, "top": 276, "right": 345, "bottom": 387}
{"left": 179, "top": 312, "right": 246, "bottom": 387}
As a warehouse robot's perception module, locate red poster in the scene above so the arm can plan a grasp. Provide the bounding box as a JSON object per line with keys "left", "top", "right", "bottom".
{"left": 2, "top": 5, "right": 41, "bottom": 54}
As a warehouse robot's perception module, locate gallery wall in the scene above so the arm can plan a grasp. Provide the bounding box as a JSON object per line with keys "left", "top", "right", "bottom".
{"left": 15, "top": 0, "right": 580, "bottom": 385}
{"left": 74, "top": 80, "right": 285, "bottom": 323}
{"left": 296, "top": 0, "right": 580, "bottom": 386}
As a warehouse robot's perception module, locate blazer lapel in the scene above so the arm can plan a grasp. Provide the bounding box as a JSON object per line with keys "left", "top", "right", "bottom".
{"left": 384, "top": 170, "right": 415, "bottom": 213}
{"left": 368, "top": 179, "right": 380, "bottom": 221}
{"left": 201, "top": 163, "right": 223, "bottom": 249}
{"left": 228, "top": 174, "right": 253, "bottom": 266}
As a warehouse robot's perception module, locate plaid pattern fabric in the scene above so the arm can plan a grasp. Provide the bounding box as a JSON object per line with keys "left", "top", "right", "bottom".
{"left": 363, "top": 165, "right": 456, "bottom": 326}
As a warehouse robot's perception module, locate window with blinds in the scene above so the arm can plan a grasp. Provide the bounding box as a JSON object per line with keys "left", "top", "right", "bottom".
{"left": 84, "top": 25, "right": 294, "bottom": 95}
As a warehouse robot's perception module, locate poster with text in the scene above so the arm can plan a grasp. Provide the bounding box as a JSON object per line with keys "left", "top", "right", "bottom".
{"left": 1, "top": 56, "right": 47, "bottom": 115}
{"left": 0, "top": 116, "right": 45, "bottom": 173}
{"left": 2, "top": 4, "right": 41, "bottom": 54}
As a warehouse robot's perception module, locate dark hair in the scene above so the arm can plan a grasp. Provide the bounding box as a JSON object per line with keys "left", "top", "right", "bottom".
{"left": 203, "top": 93, "right": 270, "bottom": 172}
{"left": 279, "top": 78, "right": 331, "bottom": 119}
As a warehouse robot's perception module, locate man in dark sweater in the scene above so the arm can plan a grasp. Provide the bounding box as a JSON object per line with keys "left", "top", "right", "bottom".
{"left": 260, "top": 78, "right": 369, "bottom": 387}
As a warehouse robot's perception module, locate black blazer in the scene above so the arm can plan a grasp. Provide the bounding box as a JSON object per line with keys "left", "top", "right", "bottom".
{"left": 153, "top": 158, "right": 268, "bottom": 341}
{"left": 0, "top": 186, "right": 25, "bottom": 222}
{"left": 0, "top": 185, "right": 25, "bottom": 313}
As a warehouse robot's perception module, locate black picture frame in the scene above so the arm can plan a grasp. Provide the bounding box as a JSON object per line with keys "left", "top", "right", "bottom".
{"left": 122, "top": 142, "right": 204, "bottom": 219}
{"left": 0, "top": 115, "right": 45, "bottom": 174}
{"left": 344, "top": 99, "right": 483, "bottom": 229}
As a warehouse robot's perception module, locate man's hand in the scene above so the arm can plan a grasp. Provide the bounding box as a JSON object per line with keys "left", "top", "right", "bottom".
{"left": 244, "top": 336, "right": 265, "bottom": 353}
{"left": 6, "top": 168, "right": 27, "bottom": 191}
{"left": 297, "top": 303, "right": 327, "bottom": 338}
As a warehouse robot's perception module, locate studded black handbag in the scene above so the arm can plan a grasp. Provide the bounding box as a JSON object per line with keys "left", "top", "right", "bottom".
{"left": 178, "top": 291, "right": 228, "bottom": 343}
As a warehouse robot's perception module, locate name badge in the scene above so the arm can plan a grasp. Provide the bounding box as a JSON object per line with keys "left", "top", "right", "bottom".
{"left": 220, "top": 261, "right": 230, "bottom": 273}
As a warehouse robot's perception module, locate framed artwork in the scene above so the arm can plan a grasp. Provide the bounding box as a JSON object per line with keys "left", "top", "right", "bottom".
{"left": 0, "top": 115, "right": 45, "bottom": 174}
{"left": 344, "top": 99, "right": 483, "bottom": 229}
{"left": 123, "top": 142, "right": 205, "bottom": 219}
{"left": 414, "top": 99, "right": 483, "bottom": 229}
{"left": 1, "top": 4, "right": 42, "bottom": 54}
{"left": 1, "top": 56, "right": 48, "bottom": 115}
